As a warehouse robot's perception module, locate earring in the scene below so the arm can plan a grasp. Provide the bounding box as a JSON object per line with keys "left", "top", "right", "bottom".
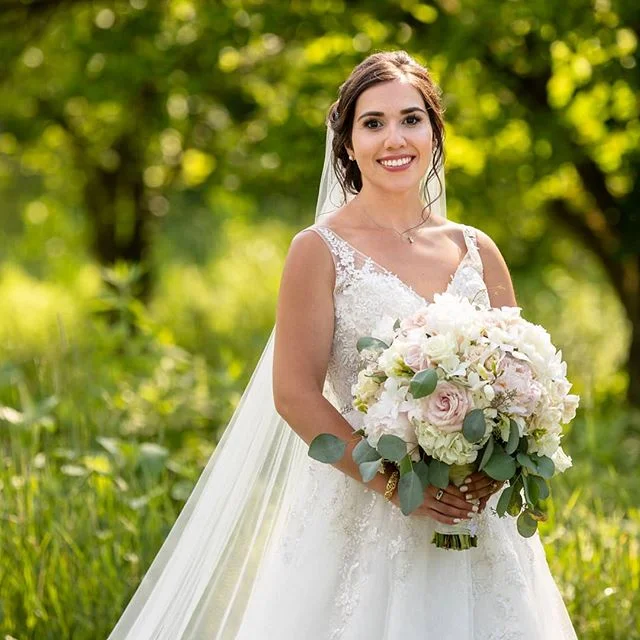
{"left": 348, "top": 154, "right": 354, "bottom": 161}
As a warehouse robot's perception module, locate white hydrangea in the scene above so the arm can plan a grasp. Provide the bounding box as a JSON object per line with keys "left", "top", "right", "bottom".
{"left": 415, "top": 421, "right": 482, "bottom": 465}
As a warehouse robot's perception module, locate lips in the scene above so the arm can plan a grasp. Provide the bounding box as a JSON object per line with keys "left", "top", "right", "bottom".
{"left": 377, "top": 155, "right": 415, "bottom": 171}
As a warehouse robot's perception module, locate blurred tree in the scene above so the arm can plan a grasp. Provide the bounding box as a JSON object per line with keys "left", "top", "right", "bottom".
{"left": 0, "top": 0, "right": 638, "bottom": 402}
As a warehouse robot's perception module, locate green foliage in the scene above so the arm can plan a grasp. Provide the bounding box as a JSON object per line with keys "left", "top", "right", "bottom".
{"left": 0, "top": 0, "right": 638, "bottom": 637}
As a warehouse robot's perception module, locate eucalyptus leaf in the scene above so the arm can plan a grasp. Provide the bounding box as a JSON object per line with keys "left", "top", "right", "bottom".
{"left": 462, "top": 409, "right": 486, "bottom": 443}
{"left": 523, "top": 474, "right": 540, "bottom": 506}
{"left": 428, "top": 459, "right": 450, "bottom": 489}
{"left": 352, "top": 439, "right": 380, "bottom": 464}
{"left": 496, "top": 483, "right": 513, "bottom": 517}
{"left": 507, "top": 485, "right": 523, "bottom": 517}
{"left": 356, "top": 336, "right": 389, "bottom": 353}
{"left": 393, "top": 318, "right": 401, "bottom": 331}
{"left": 516, "top": 452, "right": 537, "bottom": 474}
{"left": 505, "top": 418, "right": 520, "bottom": 454}
{"left": 516, "top": 510, "right": 538, "bottom": 537}
{"left": 413, "top": 459, "right": 430, "bottom": 489}
{"left": 532, "top": 454, "right": 555, "bottom": 479}
{"left": 478, "top": 436, "right": 494, "bottom": 471}
{"left": 359, "top": 459, "right": 382, "bottom": 482}
{"left": 399, "top": 454, "right": 413, "bottom": 476}
{"left": 398, "top": 470, "right": 424, "bottom": 515}
{"left": 308, "top": 434, "right": 346, "bottom": 464}
{"left": 530, "top": 475, "right": 550, "bottom": 500}
{"left": 377, "top": 434, "right": 408, "bottom": 462}
{"left": 409, "top": 368, "right": 438, "bottom": 399}
{"left": 483, "top": 445, "right": 516, "bottom": 481}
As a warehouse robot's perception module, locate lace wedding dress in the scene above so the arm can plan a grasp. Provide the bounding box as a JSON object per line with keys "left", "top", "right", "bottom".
{"left": 233, "top": 222, "right": 577, "bottom": 640}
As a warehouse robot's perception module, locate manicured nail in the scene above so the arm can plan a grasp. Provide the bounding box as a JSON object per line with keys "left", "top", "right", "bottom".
{"left": 471, "top": 505, "right": 479, "bottom": 512}
{"left": 467, "top": 512, "right": 475, "bottom": 518}
{"left": 453, "top": 518, "right": 461, "bottom": 523}
{"left": 459, "top": 485, "right": 468, "bottom": 492}
{"left": 465, "top": 494, "right": 474, "bottom": 500}
{"left": 464, "top": 477, "right": 472, "bottom": 483}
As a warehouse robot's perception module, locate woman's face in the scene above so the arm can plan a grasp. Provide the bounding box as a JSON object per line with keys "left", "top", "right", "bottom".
{"left": 347, "top": 79, "right": 433, "bottom": 196}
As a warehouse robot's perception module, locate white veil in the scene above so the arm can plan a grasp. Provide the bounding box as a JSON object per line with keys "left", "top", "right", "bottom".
{"left": 107, "top": 118, "right": 446, "bottom": 639}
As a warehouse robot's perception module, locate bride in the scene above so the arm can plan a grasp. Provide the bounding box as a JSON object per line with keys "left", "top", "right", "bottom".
{"left": 108, "top": 51, "right": 577, "bottom": 639}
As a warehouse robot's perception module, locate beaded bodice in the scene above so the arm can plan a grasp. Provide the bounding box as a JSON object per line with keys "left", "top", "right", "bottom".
{"left": 305, "top": 224, "right": 491, "bottom": 418}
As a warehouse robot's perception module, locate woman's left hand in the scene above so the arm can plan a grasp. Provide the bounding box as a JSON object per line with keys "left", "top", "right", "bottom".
{"left": 458, "top": 471, "right": 504, "bottom": 512}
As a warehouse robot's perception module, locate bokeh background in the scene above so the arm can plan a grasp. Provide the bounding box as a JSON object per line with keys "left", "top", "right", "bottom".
{"left": 0, "top": 0, "right": 638, "bottom": 638}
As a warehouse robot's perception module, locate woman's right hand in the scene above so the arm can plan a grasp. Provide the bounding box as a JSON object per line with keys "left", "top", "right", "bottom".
{"left": 391, "top": 484, "right": 478, "bottom": 525}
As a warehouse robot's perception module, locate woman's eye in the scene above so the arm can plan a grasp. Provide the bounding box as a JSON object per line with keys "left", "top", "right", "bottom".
{"left": 363, "top": 115, "right": 422, "bottom": 129}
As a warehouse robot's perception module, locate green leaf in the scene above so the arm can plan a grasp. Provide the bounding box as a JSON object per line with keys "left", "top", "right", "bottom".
{"left": 428, "top": 459, "right": 450, "bottom": 489}
{"left": 523, "top": 474, "right": 540, "bottom": 506}
{"left": 393, "top": 318, "right": 401, "bottom": 331}
{"left": 507, "top": 485, "right": 523, "bottom": 516}
{"left": 308, "top": 434, "right": 346, "bottom": 464}
{"left": 352, "top": 438, "right": 380, "bottom": 464}
{"left": 505, "top": 418, "right": 520, "bottom": 454}
{"left": 516, "top": 510, "right": 538, "bottom": 538}
{"left": 409, "top": 368, "right": 438, "bottom": 399}
{"left": 530, "top": 475, "right": 550, "bottom": 500}
{"left": 413, "top": 459, "right": 430, "bottom": 489}
{"left": 359, "top": 459, "right": 382, "bottom": 482}
{"left": 496, "top": 483, "right": 513, "bottom": 517}
{"left": 462, "top": 409, "right": 486, "bottom": 443}
{"left": 533, "top": 454, "right": 555, "bottom": 479}
{"left": 377, "top": 434, "right": 408, "bottom": 462}
{"left": 483, "top": 444, "right": 516, "bottom": 481}
{"left": 399, "top": 454, "right": 413, "bottom": 476}
{"left": 356, "top": 336, "right": 389, "bottom": 353}
{"left": 517, "top": 437, "right": 529, "bottom": 454}
{"left": 516, "top": 452, "right": 537, "bottom": 474}
{"left": 398, "top": 470, "right": 425, "bottom": 515}
{"left": 478, "top": 436, "right": 495, "bottom": 471}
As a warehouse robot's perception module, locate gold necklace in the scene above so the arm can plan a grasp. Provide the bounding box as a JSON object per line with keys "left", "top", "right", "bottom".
{"left": 357, "top": 199, "right": 433, "bottom": 244}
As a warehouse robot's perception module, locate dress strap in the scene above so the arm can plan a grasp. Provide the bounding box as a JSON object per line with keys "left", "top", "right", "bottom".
{"left": 303, "top": 226, "right": 356, "bottom": 291}
{"left": 461, "top": 225, "right": 484, "bottom": 275}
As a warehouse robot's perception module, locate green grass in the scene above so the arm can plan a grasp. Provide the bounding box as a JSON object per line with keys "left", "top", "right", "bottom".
{"left": 0, "top": 267, "right": 638, "bottom": 638}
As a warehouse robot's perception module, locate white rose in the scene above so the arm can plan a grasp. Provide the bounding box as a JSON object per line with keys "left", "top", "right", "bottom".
{"left": 551, "top": 446, "right": 573, "bottom": 473}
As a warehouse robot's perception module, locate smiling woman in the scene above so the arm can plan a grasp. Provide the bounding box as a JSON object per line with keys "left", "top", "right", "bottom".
{"left": 107, "top": 50, "right": 577, "bottom": 640}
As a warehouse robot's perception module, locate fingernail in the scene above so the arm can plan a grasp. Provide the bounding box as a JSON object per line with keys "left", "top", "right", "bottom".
{"left": 465, "top": 477, "right": 472, "bottom": 483}
{"left": 465, "top": 494, "right": 474, "bottom": 500}
{"left": 459, "top": 485, "right": 468, "bottom": 492}
{"left": 467, "top": 512, "right": 475, "bottom": 518}
{"left": 472, "top": 505, "right": 479, "bottom": 512}
{"left": 453, "top": 518, "right": 461, "bottom": 523}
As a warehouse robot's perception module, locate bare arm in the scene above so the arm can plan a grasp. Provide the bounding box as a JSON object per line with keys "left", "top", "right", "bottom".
{"left": 475, "top": 229, "right": 518, "bottom": 307}
{"left": 273, "top": 228, "right": 478, "bottom": 524}
{"left": 272, "top": 229, "right": 393, "bottom": 498}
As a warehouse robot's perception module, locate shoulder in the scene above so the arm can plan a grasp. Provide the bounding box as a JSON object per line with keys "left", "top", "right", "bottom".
{"left": 280, "top": 225, "right": 336, "bottom": 291}
{"left": 464, "top": 224, "right": 518, "bottom": 306}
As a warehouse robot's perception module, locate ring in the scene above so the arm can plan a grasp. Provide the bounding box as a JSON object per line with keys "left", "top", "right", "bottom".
{"left": 435, "top": 489, "right": 444, "bottom": 501}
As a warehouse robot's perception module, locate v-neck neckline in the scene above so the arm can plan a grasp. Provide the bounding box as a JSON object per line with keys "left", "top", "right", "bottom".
{"left": 316, "top": 224, "right": 473, "bottom": 306}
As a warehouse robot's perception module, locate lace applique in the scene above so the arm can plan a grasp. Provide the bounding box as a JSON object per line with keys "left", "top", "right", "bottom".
{"left": 306, "top": 224, "right": 491, "bottom": 416}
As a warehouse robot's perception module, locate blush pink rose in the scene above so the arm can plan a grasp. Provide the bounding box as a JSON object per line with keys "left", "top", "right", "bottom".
{"left": 494, "top": 355, "right": 541, "bottom": 416}
{"left": 403, "top": 344, "right": 431, "bottom": 372}
{"left": 421, "top": 381, "right": 473, "bottom": 433}
{"left": 400, "top": 308, "right": 430, "bottom": 331}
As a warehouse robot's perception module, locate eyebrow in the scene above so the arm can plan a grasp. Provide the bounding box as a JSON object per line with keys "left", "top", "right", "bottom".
{"left": 357, "top": 107, "right": 427, "bottom": 121}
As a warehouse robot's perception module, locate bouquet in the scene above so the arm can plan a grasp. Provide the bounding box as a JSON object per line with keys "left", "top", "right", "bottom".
{"left": 309, "top": 292, "right": 579, "bottom": 550}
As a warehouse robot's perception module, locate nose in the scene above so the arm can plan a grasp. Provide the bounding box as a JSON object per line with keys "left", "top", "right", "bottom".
{"left": 384, "top": 123, "right": 406, "bottom": 148}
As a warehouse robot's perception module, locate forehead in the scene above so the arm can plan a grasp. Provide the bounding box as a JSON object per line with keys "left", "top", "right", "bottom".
{"left": 354, "top": 79, "right": 425, "bottom": 115}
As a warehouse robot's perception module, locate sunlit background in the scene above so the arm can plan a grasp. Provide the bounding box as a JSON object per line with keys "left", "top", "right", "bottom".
{"left": 0, "top": 0, "right": 638, "bottom": 638}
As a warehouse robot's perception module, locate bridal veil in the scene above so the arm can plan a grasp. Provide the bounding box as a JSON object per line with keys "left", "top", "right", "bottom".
{"left": 107, "top": 115, "right": 447, "bottom": 639}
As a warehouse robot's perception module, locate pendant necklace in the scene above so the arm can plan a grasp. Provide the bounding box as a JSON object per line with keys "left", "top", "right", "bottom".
{"left": 357, "top": 198, "right": 433, "bottom": 244}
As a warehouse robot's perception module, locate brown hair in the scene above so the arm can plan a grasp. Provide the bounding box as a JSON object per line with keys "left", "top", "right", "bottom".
{"left": 328, "top": 50, "right": 446, "bottom": 213}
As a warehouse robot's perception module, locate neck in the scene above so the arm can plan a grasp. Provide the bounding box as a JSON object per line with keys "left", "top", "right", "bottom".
{"left": 354, "top": 185, "right": 427, "bottom": 230}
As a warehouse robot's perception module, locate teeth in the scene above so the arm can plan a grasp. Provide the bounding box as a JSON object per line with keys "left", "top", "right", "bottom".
{"left": 380, "top": 157, "right": 412, "bottom": 167}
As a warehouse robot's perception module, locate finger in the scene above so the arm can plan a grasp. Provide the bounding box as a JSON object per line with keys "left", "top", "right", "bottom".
{"left": 461, "top": 479, "right": 503, "bottom": 501}
{"left": 424, "top": 497, "right": 476, "bottom": 520}
{"left": 427, "top": 486, "right": 474, "bottom": 512}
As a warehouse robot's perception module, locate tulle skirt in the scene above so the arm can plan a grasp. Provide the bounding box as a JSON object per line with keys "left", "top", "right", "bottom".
{"left": 229, "top": 446, "right": 577, "bottom": 639}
